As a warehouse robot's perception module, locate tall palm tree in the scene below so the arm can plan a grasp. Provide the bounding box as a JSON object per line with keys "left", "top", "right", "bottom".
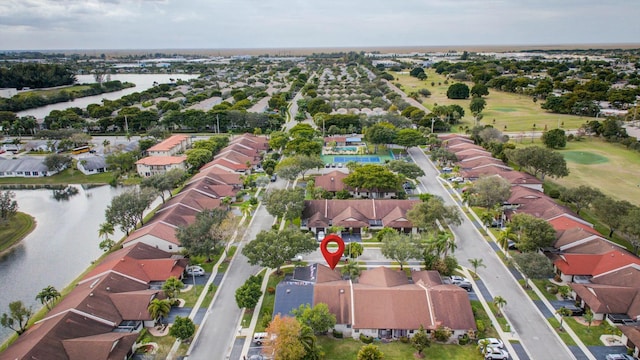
{"left": 557, "top": 307, "right": 572, "bottom": 328}
{"left": 468, "top": 258, "right": 486, "bottom": 277}
{"left": 442, "top": 235, "right": 457, "bottom": 259}
{"left": 35, "top": 285, "right": 61, "bottom": 310}
{"left": 299, "top": 324, "right": 321, "bottom": 360}
{"left": 497, "top": 227, "right": 517, "bottom": 251}
{"left": 98, "top": 222, "right": 115, "bottom": 241}
{"left": 340, "top": 261, "right": 361, "bottom": 281}
{"left": 147, "top": 298, "right": 171, "bottom": 326}
{"left": 493, "top": 296, "right": 507, "bottom": 317}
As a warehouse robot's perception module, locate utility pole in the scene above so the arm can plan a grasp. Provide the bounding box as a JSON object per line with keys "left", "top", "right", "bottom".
{"left": 431, "top": 118, "right": 436, "bottom": 134}
{"left": 216, "top": 114, "right": 220, "bottom": 134}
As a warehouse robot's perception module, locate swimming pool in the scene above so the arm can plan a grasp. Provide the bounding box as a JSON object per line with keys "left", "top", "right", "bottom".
{"left": 334, "top": 146, "right": 359, "bottom": 152}
{"left": 332, "top": 155, "right": 381, "bottom": 163}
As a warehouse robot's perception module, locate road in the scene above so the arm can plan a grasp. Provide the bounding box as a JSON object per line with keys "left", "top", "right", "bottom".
{"left": 407, "top": 146, "right": 575, "bottom": 360}
{"left": 186, "top": 179, "right": 287, "bottom": 360}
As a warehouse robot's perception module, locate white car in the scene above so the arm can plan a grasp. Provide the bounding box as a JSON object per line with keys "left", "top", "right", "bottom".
{"left": 484, "top": 347, "right": 509, "bottom": 360}
{"left": 450, "top": 176, "right": 464, "bottom": 183}
{"left": 186, "top": 265, "right": 205, "bottom": 276}
{"left": 605, "top": 354, "right": 634, "bottom": 360}
{"left": 478, "top": 338, "right": 504, "bottom": 350}
{"left": 317, "top": 231, "right": 325, "bottom": 241}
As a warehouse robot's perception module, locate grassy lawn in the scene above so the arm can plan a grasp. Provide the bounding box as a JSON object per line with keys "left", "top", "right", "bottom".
{"left": 549, "top": 138, "right": 640, "bottom": 207}
{"left": 547, "top": 318, "right": 577, "bottom": 346}
{"left": 486, "top": 302, "right": 510, "bottom": 332}
{"left": 19, "top": 84, "right": 93, "bottom": 98}
{"left": 391, "top": 69, "right": 588, "bottom": 132}
{"left": 470, "top": 300, "right": 499, "bottom": 339}
{"left": 531, "top": 279, "right": 563, "bottom": 301}
{"left": 0, "top": 168, "right": 113, "bottom": 185}
{"left": 0, "top": 212, "right": 36, "bottom": 253}
{"left": 565, "top": 317, "right": 621, "bottom": 346}
{"left": 317, "top": 336, "right": 480, "bottom": 360}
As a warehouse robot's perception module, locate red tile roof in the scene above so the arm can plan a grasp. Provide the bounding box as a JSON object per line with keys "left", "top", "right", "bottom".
{"left": 135, "top": 155, "right": 186, "bottom": 166}
{"left": 148, "top": 134, "right": 190, "bottom": 152}
{"left": 549, "top": 217, "right": 600, "bottom": 235}
{"left": 554, "top": 250, "right": 640, "bottom": 276}
{"left": 303, "top": 199, "right": 420, "bottom": 229}
{"left": 314, "top": 170, "right": 349, "bottom": 192}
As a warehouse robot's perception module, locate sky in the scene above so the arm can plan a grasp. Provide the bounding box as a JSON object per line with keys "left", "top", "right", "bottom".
{"left": 0, "top": 0, "right": 639, "bottom": 51}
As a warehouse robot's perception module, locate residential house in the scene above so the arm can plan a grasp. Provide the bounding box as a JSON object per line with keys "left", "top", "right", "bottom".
{"left": 188, "top": 169, "right": 243, "bottom": 189}
{"left": 314, "top": 170, "right": 349, "bottom": 195}
{"left": 147, "top": 134, "right": 191, "bottom": 156}
{"left": 301, "top": 199, "right": 420, "bottom": 235}
{"left": 273, "top": 264, "right": 476, "bottom": 341}
{"left": 456, "top": 156, "right": 506, "bottom": 170}
{"left": 77, "top": 155, "right": 107, "bottom": 175}
{"left": 451, "top": 147, "right": 492, "bottom": 161}
{"left": 553, "top": 249, "right": 640, "bottom": 283}
{"left": 620, "top": 325, "right": 640, "bottom": 358}
{"left": 135, "top": 155, "right": 187, "bottom": 177}
{"left": 504, "top": 185, "right": 589, "bottom": 224}
{"left": 460, "top": 168, "right": 543, "bottom": 191}
{"left": 0, "top": 157, "right": 58, "bottom": 177}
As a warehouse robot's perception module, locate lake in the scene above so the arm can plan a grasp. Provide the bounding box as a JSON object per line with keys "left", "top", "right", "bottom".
{"left": 0, "top": 185, "right": 128, "bottom": 343}
{"left": 17, "top": 73, "right": 199, "bottom": 119}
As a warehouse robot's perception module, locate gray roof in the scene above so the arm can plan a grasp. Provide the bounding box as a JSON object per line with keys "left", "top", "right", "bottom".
{"left": 0, "top": 157, "right": 49, "bottom": 173}
{"left": 273, "top": 281, "right": 314, "bottom": 318}
{"left": 79, "top": 155, "right": 107, "bottom": 171}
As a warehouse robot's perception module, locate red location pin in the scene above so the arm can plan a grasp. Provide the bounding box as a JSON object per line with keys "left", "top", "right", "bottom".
{"left": 320, "top": 234, "right": 345, "bottom": 270}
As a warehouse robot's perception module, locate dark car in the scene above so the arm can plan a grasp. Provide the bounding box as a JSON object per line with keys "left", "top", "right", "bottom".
{"left": 270, "top": 174, "right": 277, "bottom": 182}
{"left": 562, "top": 305, "right": 584, "bottom": 316}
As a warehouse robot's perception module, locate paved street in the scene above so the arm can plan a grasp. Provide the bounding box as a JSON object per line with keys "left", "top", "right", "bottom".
{"left": 407, "top": 147, "right": 576, "bottom": 360}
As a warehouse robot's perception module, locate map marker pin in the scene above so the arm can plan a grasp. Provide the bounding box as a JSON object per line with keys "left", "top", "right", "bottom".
{"left": 320, "top": 234, "right": 345, "bottom": 270}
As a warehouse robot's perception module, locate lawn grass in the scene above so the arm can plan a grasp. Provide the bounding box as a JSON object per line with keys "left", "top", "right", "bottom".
{"left": 470, "top": 300, "right": 499, "bottom": 339}
{"left": 0, "top": 167, "right": 113, "bottom": 185}
{"left": 18, "top": 84, "right": 93, "bottom": 98}
{"left": 549, "top": 138, "right": 640, "bottom": 207}
{"left": 532, "top": 279, "right": 562, "bottom": 301}
{"left": 391, "top": 69, "right": 589, "bottom": 132}
{"left": 0, "top": 212, "right": 36, "bottom": 253}
{"left": 317, "top": 336, "right": 480, "bottom": 360}
{"left": 486, "top": 302, "right": 510, "bottom": 332}
{"left": 255, "top": 269, "right": 291, "bottom": 332}
{"left": 547, "top": 318, "right": 577, "bottom": 346}
{"left": 565, "top": 317, "right": 621, "bottom": 346}
{"left": 180, "top": 285, "right": 204, "bottom": 308}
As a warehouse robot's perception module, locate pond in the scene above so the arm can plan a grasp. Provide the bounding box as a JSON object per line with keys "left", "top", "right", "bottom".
{"left": 0, "top": 185, "right": 129, "bottom": 343}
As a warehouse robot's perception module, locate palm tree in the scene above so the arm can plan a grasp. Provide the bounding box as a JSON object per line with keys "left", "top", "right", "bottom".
{"left": 557, "top": 307, "right": 572, "bottom": 329}
{"left": 493, "top": 296, "right": 507, "bottom": 317}
{"left": 221, "top": 196, "right": 232, "bottom": 211}
{"left": 340, "top": 261, "right": 361, "bottom": 281}
{"left": 147, "top": 298, "right": 171, "bottom": 326}
{"left": 299, "top": 324, "right": 321, "bottom": 360}
{"left": 497, "top": 227, "right": 517, "bottom": 251}
{"left": 345, "top": 242, "right": 364, "bottom": 259}
{"left": 35, "top": 286, "right": 61, "bottom": 310}
{"left": 468, "top": 258, "right": 486, "bottom": 278}
{"left": 440, "top": 234, "right": 457, "bottom": 259}
{"left": 584, "top": 309, "right": 594, "bottom": 330}
{"left": 98, "top": 222, "right": 115, "bottom": 241}
{"left": 162, "top": 276, "right": 185, "bottom": 302}
{"left": 478, "top": 338, "right": 491, "bottom": 355}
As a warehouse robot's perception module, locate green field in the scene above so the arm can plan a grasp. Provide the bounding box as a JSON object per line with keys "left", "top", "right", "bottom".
{"left": 0, "top": 212, "right": 36, "bottom": 253}
{"left": 391, "top": 70, "right": 589, "bottom": 132}
{"left": 550, "top": 138, "right": 640, "bottom": 207}
{"left": 0, "top": 168, "right": 113, "bottom": 185}
{"left": 18, "top": 85, "right": 93, "bottom": 98}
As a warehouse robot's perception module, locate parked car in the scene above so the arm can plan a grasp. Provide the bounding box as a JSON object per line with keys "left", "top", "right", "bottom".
{"left": 451, "top": 276, "right": 473, "bottom": 292}
{"left": 450, "top": 176, "right": 464, "bottom": 183}
{"left": 562, "top": 305, "right": 584, "bottom": 316}
{"left": 270, "top": 174, "right": 277, "bottom": 182}
{"left": 317, "top": 231, "right": 325, "bottom": 241}
{"left": 291, "top": 254, "right": 303, "bottom": 262}
{"left": 186, "top": 265, "right": 205, "bottom": 276}
{"left": 605, "top": 354, "right": 634, "bottom": 360}
{"left": 484, "top": 348, "right": 509, "bottom": 360}
{"left": 442, "top": 167, "right": 453, "bottom": 173}
{"left": 478, "top": 338, "right": 504, "bottom": 350}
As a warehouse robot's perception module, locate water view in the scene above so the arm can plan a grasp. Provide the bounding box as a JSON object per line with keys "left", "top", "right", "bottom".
{"left": 0, "top": 185, "right": 128, "bottom": 343}
{"left": 17, "top": 73, "right": 199, "bottom": 119}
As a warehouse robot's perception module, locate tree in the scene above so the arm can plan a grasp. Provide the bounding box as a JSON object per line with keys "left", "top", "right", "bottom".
{"left": 380, "top": 232, "right": 420, "bottom": 270}
{"left": 365, "top": 122, "right": 397, "bottom": 153}
{"left": 357, "top": 344, "right": 384, "bottom": 360}
{"left": 0, "top": 190, "right": 19, "bottom": 222}
{"left": 593, "top": 197, "right": 634, "bottom": 238}
{"left": 509, "top": 213, "right": 556, "bottom": 251}
{"left": 1, "top": 301, "right": 32, "bottom": 335}
{"left": 269, "top": 131, "right": 289, "bottom": 151}
{"left": 446, "top": 83, "right": 470, "bottom": 99}
{"left": 341, "top": 261, "right": 361, "bottom": 280}
{"left": 556, "top": 307, "right": 572, "bottom": 329}
{"left": 584, "top": 309, "right": 594, "bottom": 329}
{"left": 147, "top": 298, "right": 171, "bottom": 325}
{"left": 411, "top": 325, "right": 430, "bottom": 357}
{"left": 493, "top": 296, "right": 507, "bottom": 317}
{"left": 242, "top": 228, "right": 317, "bottom": 274}
{"left": 541, "top": 128, "right": 567, "bottom": 149}
{"left": 265, "top": 315, "right": 306, "bottom": 360}
{"left": 275, "top": 155, "right": 324, "bottom": 180}
{"left": 43, "top": 153, "right": 72, "bottom": 172}
{"left": 343, "top": 164, "right": 402, "bottom": 198}
{"left": 284, "top": 138, "right": 322, "bottom": 156}
{"left": 263, "top": 188, "right": 305, "bottom": 222}
{"left": 235, "top": 274, "right": 263, "bottom": 310}
{"left": 505, "top": 146, "right": 569, "bottom": 179}
{"left": 170, "top": 316, "right": 196, "bottom": 342}
{"left": 468, "top": 258, "right": 486, "bottom": 276}
{"left": 469, "top": 97, "right": 487, "bottom": 116}
{"left": 387, "top": 160, "right": 424, "bottom": 179}
{"left": 185, "top": 148, "right": 213, "bottom": 169}
{"left": 162, "top": 276, "right": 185, "bottom": 301}
{"left": 406, "top": 197, "right": 461, "bottom": 231}
{"left": 141, "top": 168, "right": 185, "bottom": 203}
{"left": 622, "top": 207, "right": 640, "bottom": 254}
{"left": 345, "top": 242, "right": 364, "bottom": 259}
{"left": 513, "top": 252, "right": 554, "bottom": 286}
{"left": 559, "top": 185, "right": 603, "bottom": 215}
{"left": 105, "top": 151, "right": 136, "bottom": 173}
{"left": 105, "top": 188, "right": 155, "bottom": 235}
{"left": 466, "top": 176, "right": 511, "bottom": 209}
{"left": 35, "top": 285, "right": 61, "bottom": 310}
{"left": 176, "top": 208, "right": 233, "bottom": 260}
{"left": 394, "top": 128, "right": 427, "bottom": 152}
{"left": 292, "top": 303, "right": 336, "bottom": 335}
{"left": 471, "top": 83, "right": 489, "bottom": 97}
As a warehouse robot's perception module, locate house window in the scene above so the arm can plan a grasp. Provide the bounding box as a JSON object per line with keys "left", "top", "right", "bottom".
{"left": 24, "top": 172, "right": 31, "bottom": 176}
{"left": 347, "top": 324, "right": 351, "bottom": 328}
{"left": 354, "top": 329, "right": 359, "bottom": 333}
{"left": 32, "top": 172, "right": 38, "bottom": 176}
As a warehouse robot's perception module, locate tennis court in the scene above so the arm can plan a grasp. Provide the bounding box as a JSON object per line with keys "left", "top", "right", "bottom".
{"left": 332, "top": 156, "right": 381, "bottom": 163}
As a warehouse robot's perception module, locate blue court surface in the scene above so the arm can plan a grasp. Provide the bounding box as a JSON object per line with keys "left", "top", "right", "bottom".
{"left": 333, "top": 156, "right": 381, "bottom": 163}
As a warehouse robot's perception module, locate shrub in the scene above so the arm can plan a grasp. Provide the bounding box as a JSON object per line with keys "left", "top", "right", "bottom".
{"left": 266, "top": 286, "right": 276, "bottom": 294}
{"left": 332, "top": 329, "right": 343, "bottom": 338}
{"left": 548, "top": 189, "right": 561, "bottom": 199}
{"left": 547, "top": 285, "right": 559, "bottom": 294}
{"left": 476, "top": 320, "right": 485, "bottom": 333}
{"left": 458, "top": 333, "right": 470, "bottom": 345}
{"left": 359, "top": 333, "right": 374, "bottom": 344}
{"left": 432, "top": 326, "right": 452, "bottom": 342}
{"left": 399, "top": 336, "right": 409, "bottom": 343}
